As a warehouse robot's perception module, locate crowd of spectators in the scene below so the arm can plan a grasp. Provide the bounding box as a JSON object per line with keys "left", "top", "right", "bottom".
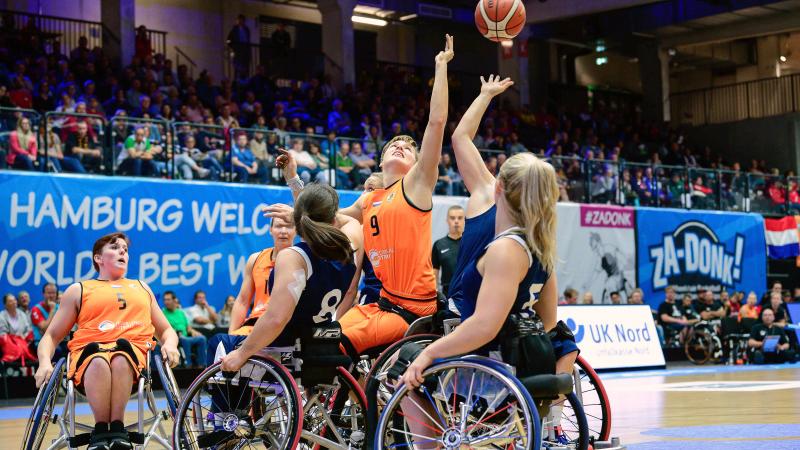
{"left": 0, "top": 17, "right": 797, "bottom": 211}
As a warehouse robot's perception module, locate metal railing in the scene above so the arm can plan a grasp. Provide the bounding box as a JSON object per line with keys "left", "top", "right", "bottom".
{"left": 0, "top": 107, "right": 43, "bottom": 170}
{"left": 145, "top": 29, "right": 167, "bottom": 56}
{"left": 0, "top": 9, "right": 102, "bottom": 56}
{"left": 3, "top": 117, "right": 798, "bottom": 216}
{"left": 109, "top": 116, "right": 170, "bottom": 177}
{"left": 671, "top": 73, "right": 800, "bottom": 126}
{"left": 175, "top": 46, "right": 198, "bottom": 79}
{"left": 44, "top": 111, "right": 107, "bottom": 174}
{"left": 224, "top": 42, "right": 260, "bottom": 81}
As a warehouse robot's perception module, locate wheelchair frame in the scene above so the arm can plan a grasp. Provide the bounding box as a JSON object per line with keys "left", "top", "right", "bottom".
{"left": 22, "top": 351, "right": 180, "bottom": 450}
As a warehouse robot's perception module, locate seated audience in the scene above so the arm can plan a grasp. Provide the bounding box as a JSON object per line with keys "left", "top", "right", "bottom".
{"left": 747, "top": 308, "right": 796, "bottom": 364}
{"left": 161, "top": 291, "right": 206, "bottom": 368}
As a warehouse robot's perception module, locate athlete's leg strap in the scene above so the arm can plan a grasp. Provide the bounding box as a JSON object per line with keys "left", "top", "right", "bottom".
{"left": 377, "top": 297, "right": 419, "bottom": 325}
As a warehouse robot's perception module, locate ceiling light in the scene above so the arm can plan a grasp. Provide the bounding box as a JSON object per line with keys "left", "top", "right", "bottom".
{"left": 352, "top": 16, "right": 387, "bottom": 26}
{"left": 501, "top": 40, "right": 513, "bottom": 48}
{"left": 399, "top": 14, "right": 417, "bottom": 21}
{"left": 779, "top": 55, "right": 787, "bottom": 63}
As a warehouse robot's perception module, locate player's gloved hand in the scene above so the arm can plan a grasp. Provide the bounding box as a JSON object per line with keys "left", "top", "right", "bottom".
{"left": 34, "top": 362, "right": 54, "bottom": 389}
{"left": 162, "top": 343, "right": 181, "bottom": 368}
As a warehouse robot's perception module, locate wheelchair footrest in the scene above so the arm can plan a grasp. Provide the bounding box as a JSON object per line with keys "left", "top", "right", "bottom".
{"left": 520, "top": 373, "right": 573, "bottom": 397}
{"left": 128, "top": 432, "right": 145, "bottom": 444}
{"left": 68, "top": 433, "right": 92, "bottom": 447}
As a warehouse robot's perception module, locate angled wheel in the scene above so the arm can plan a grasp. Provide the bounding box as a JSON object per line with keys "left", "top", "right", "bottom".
{"left": 301, "top": 366, "right": 367, "bottom": 449}
{"left": 153, "top": 353, "right": 181, "bottom": 418}
{"left": 685, "top": 329, "right": 713, "bottom": 365}
{"left": 570, "top": 355, "right": 611, "bottom": 442}
{"left": 21, "top": 357, "right": 67, "bottom": 450}
{"left": 173, "top": 356, "right": 303, "bottom": 449}
{"left": 375, "top": 358, "right": 540, "bottom": 450}
{"left": 543, "top": 392, "right": 590, "bottom": 450}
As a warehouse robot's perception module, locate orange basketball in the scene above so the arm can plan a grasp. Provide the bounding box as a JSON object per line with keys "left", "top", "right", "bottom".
{"left": 475, "top": 0, "right": 527, "bottom": 42}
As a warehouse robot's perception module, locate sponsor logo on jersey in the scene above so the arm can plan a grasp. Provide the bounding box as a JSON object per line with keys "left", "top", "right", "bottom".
{"left": 98, "top": 320, "right": 116, "bottom": 332}
{"left": 368, "top": 249, "right": 393, "bottom": 267}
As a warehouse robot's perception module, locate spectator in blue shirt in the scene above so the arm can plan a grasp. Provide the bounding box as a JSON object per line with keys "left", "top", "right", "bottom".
{"left": 231, "top": 133, "right": 266, "bottom": 183}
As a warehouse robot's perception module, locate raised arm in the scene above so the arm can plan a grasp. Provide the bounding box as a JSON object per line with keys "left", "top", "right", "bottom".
{"left": 452, "top": 75, "right": 513, "bottom": 212}
{"left": 405, "top": 34, "right": 454, "bottom": 200}
{"left": 229, "top": 252, "right": 258, "bottom": 333}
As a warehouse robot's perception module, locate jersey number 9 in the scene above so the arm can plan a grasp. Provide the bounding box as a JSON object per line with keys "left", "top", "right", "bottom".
{"left": 370, "top": 215, "right": 380, "bottom": 236}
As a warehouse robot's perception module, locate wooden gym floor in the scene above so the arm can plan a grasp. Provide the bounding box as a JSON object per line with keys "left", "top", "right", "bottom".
{"left": 2, "top": 362, "right": 800, "bottom": 449}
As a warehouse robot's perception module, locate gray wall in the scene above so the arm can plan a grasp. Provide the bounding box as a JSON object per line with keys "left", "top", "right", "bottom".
{"left": 683, "top": 113, "right": 800, "bottom": 174}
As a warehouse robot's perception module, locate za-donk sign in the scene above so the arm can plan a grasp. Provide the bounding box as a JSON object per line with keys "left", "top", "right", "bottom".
{"left": 636, "top": 207, "right": 766, "bottom": 307}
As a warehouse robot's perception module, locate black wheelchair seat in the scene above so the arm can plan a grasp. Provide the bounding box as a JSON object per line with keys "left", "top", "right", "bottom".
{"left": 520, "top": 373, "right": 573, "bottom": 398}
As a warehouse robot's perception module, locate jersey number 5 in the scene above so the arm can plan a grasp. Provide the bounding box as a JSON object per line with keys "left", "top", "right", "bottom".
{"left": 370, "top": 215, "right": 380, "bottom": 236}
{"left": 117, "top": 293, "right": 127, "bottom": 310}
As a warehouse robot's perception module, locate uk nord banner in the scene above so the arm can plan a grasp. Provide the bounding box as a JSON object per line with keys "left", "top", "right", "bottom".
{"left": 559, "top": 305, "right": 665, "bottom": 370}
{"left": 556, "top": 203, "right": 637, "bottom": 304}
{"left": 635, "top": 207, "right": 766, "bottom": 309}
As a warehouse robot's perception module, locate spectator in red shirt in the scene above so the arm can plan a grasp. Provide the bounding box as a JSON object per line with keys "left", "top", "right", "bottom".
{"left": 30, "top": 283, "right": 59, "bottom": 345}
{"left": 6, "top": 116, "right": 39, "bottom": 170}
{"left": 768, "top": 180, "right": 787, "bottom": 205}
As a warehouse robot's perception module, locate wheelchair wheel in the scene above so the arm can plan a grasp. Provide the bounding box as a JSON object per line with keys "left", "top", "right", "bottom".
{"left": 21, "top": 357, "right": 66, "bottom": 450}
{"left": 570, "top": 355, "right": 611, "bottom": 442}
{"left": 543, "top": 392, "right": 590, "bottom": 450}
{"left": 375, "top": 358, "right": 540, "bottom": 450}
{"left": 685, "top": 329, "right": 713, "bottom": 365}
{"left": 173, "top": 356, "right": 303, "bottom": 450}
{"left": 153, "top": 353, "right": 181, "bottom": 418}
{"left": 365, "top": 333, "right": 440, "bottom": 402}
{"left": 302, "top": 367, "right": 367, "bottom": 449}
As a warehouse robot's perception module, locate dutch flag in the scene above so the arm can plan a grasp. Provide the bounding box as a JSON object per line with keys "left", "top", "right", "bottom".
{"left": 765, "top": 216, "right": 800, "bottom": 259}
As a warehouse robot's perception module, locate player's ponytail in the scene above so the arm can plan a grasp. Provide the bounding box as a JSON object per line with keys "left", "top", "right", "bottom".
{"left": 497, "top": 153, "right": 559, "bottom": 275}
{"left": 293, "top": 184, "right": 354, "bottom": 264}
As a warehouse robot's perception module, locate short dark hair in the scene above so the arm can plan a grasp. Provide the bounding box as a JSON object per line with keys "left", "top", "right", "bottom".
{"left": 193, "top": 290, "right": 205, "bottom": 301}
{"left": 163, "top": 290, "right": 176, "bottom": 300}
{"left": 610, "top": 291, "right": 620, "bottom": 297}
{"left": 447, "top": 205, "right": 464, "bottom": 214}
{"left": 92, "top": 232, "right": 130, "bottom": 271}
{"left": 42, "top": 282, "right": 57, "bottom": 293}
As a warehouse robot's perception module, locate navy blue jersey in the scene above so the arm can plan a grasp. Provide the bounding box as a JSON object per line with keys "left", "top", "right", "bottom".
{"left": 359, "top": 255, "right": 382, "bottom": 305}
{"left": 458, "top": 228, "right": 550, "bottom": 321}
{"left": 268, "top": 242, "right": 357, "bottom": 346}
{"left": 448, "top": 205, "right": 496, "bottom": 315}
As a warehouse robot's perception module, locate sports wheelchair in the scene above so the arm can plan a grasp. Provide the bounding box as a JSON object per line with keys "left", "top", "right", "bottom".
{"left": 684, "top": 320, "right": 723, "bottom": 365}
{"left": 172, "top": 323, "right": 366, "bottom": 449}
{"left": 22, "top": 344, "right": 180, "bottom": 450}
{"left": 360, "top": 318, "right": 600, "bottom": 450}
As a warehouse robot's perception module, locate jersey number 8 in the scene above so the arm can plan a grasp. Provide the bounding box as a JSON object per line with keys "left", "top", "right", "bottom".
{"left": 313, "top": 289, "right": 343, "bottom": 324}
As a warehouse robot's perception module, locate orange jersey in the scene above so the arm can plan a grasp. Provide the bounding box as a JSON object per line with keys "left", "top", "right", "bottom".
{"left": 249, "top": 247, "right": 275, "bottom": 320}
{"left": 362, "top": 178, "right": 436, "bottom": 316}
{"left": 68, "top": 279, "right": 155, "bottom": 354}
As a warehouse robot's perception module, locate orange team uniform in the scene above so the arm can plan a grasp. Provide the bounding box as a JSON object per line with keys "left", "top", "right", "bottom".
{"left": 231, "top": 247, "right": 275, "bottom": 336}
{"left": 67, "top": 279, "right": 155, "bottom": 388}
{"left": 339, "top": 178, "right": 436, "bottom": 354}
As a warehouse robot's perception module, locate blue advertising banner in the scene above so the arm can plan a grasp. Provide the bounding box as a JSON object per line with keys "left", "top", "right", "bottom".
{"left": 636, "top": 207, "right": 767, "bottom": 308}
{"left": 0, "top": 172, "right": 360, "bottom": 309}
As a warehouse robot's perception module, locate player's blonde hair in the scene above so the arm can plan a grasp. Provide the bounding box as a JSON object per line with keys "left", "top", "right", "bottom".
{"left": 497, "top": 153, "right": 559, "bottom": 275}
{"left": 380, "top": 135, "right": 418, "bottom": 161}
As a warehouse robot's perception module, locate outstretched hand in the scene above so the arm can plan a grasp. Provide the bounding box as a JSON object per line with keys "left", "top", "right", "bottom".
{"left": 262, "top": 203, "right": 294, "bottom": 224}
{"left": 480, "top": 74, "right": 514, "bottom": 97}
{"left": 435, "top": 34, "right": 454, "bottom": 65}
{"left": 276, "top": 148, "right": 297, "bottom": 181}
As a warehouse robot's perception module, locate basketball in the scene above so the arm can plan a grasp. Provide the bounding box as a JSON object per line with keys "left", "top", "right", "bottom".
{"left": 474, "top": 0, "right": 527, "bottom": 42}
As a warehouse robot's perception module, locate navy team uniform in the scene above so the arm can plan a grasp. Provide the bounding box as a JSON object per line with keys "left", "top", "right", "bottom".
{"left": 448, "top": 206, "right": 578, "bottom": 359}
{"left": 358, "top": 255, "right": 382, "bottom": 305}
{"left": 207, "top": 242, "right": 356, "bottom": 363}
